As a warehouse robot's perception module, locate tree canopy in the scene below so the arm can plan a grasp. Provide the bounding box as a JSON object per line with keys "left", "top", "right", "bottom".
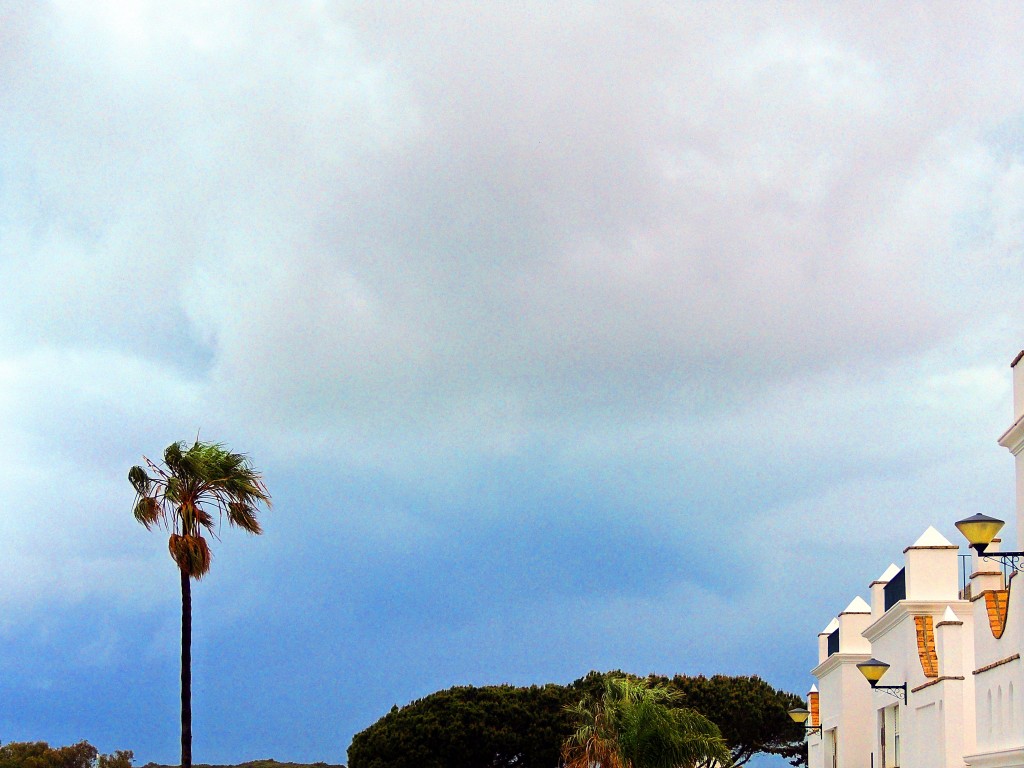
{"left": 347, "top": 681, "right": 581, "bottom": 768}
{"left": 650, "top": 674, "right": 806, "bottom": 767}
{"left": 130, "top": 440, "right": 271, "bottom": 580}
{"left": 0, "top": 742, "right": 132, "bottom": 768}
{"left": 348, "top": 671, "right": 805, "bottom": 768}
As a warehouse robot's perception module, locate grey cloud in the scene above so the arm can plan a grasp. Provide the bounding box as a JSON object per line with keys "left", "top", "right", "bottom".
{"left": 2, "top": 0, "right": 1024, "bottom": 617}
{"left": 6, "top": 3, "right": 1022, "bottom": 449}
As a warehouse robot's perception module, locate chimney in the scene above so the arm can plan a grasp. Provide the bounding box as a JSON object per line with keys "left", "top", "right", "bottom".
{"left": 808, "top": 684, "right": 819, "bottom": 728}
{"left": 818, "top": 618, "right": 838, "bottom": 664}
{"left": 904, "top": 526, "right": 959, "bottom": 601}
{"left": 935, "top": 605, "right": 964, "bottom": 678}
{"left": 971, "top": 537, "right": 1006, "bottom": 594}
{"left": 870, "top": 563, "right": 900, "bottom": 617}
{"left": 837, "top": 596, "right": 872, "bottom": 654}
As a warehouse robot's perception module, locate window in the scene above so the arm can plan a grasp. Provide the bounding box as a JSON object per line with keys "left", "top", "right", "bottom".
{"left": 825, "top": 728, "right": 838, "bottom": 768}
{"left": 987, "top": 689, "right": 993, "bottom": 741}
{"left": 879, "top": 711, "right": 885, "bottom": 768}
{"left": 880, "top": 705, "right": 900, "bottom": 767}
{"left": 894, "top": 706, "right": 900, "bottom": 766}
{"left": 998, "top": 685, "right": 1004, "bottom": 738}
{"left": 1010, "top": 683, "right": 1015, "bottom": 732}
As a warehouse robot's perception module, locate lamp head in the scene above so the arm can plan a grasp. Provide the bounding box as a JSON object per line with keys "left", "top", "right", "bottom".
{"left": 954, "top": 513, "right": 1005, "bottom": 555}
{"left": 788, "top": 706, "right": 810, "bottom": 724}
{"left": 856, "top": 658, "right": 891, "bottom": 688}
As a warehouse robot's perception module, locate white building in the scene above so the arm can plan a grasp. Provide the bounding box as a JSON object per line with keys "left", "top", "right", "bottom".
{"left": 964, "top": 350, "right": 1024, "bottom": 768}
{"left": 804, "top": 352, "right": 1024, "bottom": 768}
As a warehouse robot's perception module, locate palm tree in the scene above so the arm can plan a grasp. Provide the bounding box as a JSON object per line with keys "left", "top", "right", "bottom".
{"left": 563, "top": 676, "right": 732, "bottom": 768}
{"left": 129, "top": 440, "right": 271, "bottom": 768}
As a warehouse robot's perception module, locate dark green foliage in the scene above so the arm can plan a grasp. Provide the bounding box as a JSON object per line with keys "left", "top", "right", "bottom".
{"left": 0, "top": 742, "right": 130, "bottom": 768}
{"left": 348, "top": 671, "right": 805, "bottom": 768}
{"left": 563, "top": 677, "right": 731, "bottom": 768}
{"left": 348, "top": 682, "right": 583, "bottom": 768}
{"left": 650, "top": 674, "right": 807, "bottom": 767}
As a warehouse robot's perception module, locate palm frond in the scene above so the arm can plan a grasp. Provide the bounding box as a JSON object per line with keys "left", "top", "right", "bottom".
{"left": 227, "top": 501, "right": 263, "bottom": 534}
{"left": 564, "top": 676, "right": 732, "bottom": 768}
{"left": 133, "top": 497, "right": 162, "bottom": 529}
{"left": 128, "top": 465, "right": 152, "bottom": 496}
{"left": 163, "top": 442, "right": 185, "bottom": 472}
{"left": 168, "top": 534, "right": 212, "bottom": 578}
{"left": 132, "top": 439, "right": 270, "bottom": 579}
{"left": 195, "top": 506, "right": 215, "bottom": 530}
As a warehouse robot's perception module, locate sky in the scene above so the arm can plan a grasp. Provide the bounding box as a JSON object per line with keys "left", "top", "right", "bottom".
{"left": 1, "top": 2, "right": 1024, "bottom": 766}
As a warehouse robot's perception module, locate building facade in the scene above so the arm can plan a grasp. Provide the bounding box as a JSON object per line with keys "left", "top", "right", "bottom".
{"left": 805, "top": 352, "right": 1024, "bottom": 768}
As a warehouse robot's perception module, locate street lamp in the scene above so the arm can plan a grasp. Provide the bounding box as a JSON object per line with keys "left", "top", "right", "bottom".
{"left": 856, "top": 658, "right": 907, "bottom": 702}
{"left": 787, "top": 706, "right": 822, "bottom": 736}
{"left": 954, "top": 514, "right": 1024, "bottom": 573}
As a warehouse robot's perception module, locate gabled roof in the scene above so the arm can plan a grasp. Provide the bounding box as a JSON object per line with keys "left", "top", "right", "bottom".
{"left": 820, "top": 617, "right": 839, "bottom": 634}
{"left": 808, "top": 684, "right": 818, "bottom": 693}
{"left": 942, "top": 606, "right": 958, "bottom": 623}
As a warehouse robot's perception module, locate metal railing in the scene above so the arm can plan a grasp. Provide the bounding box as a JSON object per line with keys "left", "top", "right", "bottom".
{"left": 959, "top": 553, "right": 971, "bottom": 600}
{"left": 960, "top": 551, "right": 1015, "bottom": 599}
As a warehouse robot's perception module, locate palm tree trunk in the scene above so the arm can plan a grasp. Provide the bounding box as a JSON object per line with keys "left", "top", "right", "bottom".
{"left": 181, "top": 569, "right": 192, "bottom": 768}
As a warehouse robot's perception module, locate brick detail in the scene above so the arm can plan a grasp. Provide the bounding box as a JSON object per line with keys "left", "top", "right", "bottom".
{"left": 985, "top": 590, "right": 1009, "bottom": 639}
{"left": 973, "top": 654, "right": 1020, "bottom": 676}
{"left": 915, "top": 615, "right": 939, "bottom": 678}
{"left": 809, "top": 691, "right": 819, "bottom": 727}
{"left": 912, "top": 675, "right": 965, "bottom": 693}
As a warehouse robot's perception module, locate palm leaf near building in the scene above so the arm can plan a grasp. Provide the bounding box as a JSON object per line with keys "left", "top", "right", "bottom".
{"left": 129, "top": 440, "right": 271, "bottom": 768}
{"left": 563, "top": 676, "right": 732, "bottom": 768}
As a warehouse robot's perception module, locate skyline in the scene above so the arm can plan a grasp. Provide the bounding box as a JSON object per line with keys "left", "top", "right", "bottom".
{"left": 2, "top": 3, "right": 1024, "bottom": 766}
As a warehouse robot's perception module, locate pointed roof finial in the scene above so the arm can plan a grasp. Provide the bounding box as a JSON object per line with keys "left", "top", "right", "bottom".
{"left": 912, "top": 526, "right": 953, "bottom": 547}
{"left": 841, "top": 596, "right": 871, "bottom": 614}
{"left": 876, "top": 563, "right": 900, "bottom": 582}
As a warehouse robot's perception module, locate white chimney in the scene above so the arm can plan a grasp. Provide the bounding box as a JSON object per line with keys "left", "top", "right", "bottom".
{"left": 869, "top": 563, "right": 900, "bottom": 617}
{"left": 935, "top": 606, "right": 964, "bottom": 678}
{"left": 818, "top": 618, "right": 838, "bottom": 664}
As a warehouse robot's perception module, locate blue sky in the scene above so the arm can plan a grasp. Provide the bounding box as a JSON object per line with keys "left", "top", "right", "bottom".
{"left": 2, "top": 3, "right": 1024, "bottom": 766}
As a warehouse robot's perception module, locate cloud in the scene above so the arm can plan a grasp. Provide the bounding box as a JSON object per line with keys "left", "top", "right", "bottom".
{"left": 2, "top": 2, "right": 1024, "bottom": 762}
{"left": 5, "top": 2, "right": 1011, "bottom": 443}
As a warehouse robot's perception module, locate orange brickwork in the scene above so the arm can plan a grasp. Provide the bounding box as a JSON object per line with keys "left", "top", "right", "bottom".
{"left": 914, "top": 615, "right": 939, "bottom": 678}
{"left": 985, "top": 590, "right": 1009, "bottom": 639}
{"left": 809, "top": 691, "right": 819, "bottom": 727}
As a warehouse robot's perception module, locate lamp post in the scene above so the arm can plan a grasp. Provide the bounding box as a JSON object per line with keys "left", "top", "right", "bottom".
{"left": 787, "top": 706, "right": 822, "bottom": 736}
{"left": 954, "top": 514, "right": 1024, "bottom": 573}
{"left": 856, "top": 658, "right": 907, "bottom": 702}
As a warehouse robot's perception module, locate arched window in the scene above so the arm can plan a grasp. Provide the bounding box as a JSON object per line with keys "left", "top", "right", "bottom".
{"left": 1010, "top": 683, "right": 1016, "bottom": 734}
{"left": 987, "top": 689, "right": 993, "bottom": 742}
{"left": 997, "top": 685, "right": 1004, "bottom": 741}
